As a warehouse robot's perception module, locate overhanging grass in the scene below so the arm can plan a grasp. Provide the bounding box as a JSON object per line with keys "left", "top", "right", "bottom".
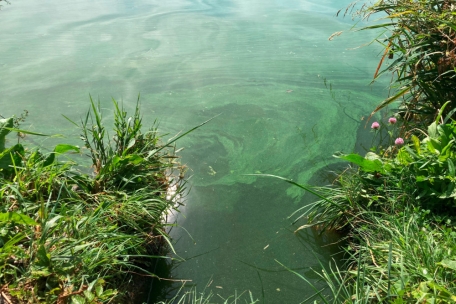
{"left": 287, "top": 114, "right": 456, "bottom": 303}
{"left": 0, "top": 98, "right": 192, "bottom": 303}
{"left": 299, "top": 208, "right": 456, "bottom": 303}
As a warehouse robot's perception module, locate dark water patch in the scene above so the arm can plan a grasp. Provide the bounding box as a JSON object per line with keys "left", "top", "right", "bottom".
{"left": 152, "top": 178, "right": 344, "bottom": 303}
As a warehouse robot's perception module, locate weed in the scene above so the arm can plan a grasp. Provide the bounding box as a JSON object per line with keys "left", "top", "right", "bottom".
{"left": 341, "top": 0, "right": 456, "bottom": 126}
{"left": 0, "top": 97, "right": 196, "bottom": 303}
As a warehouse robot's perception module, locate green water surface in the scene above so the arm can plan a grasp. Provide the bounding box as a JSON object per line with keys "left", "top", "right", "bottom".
{"left": 0, "top": 0, "right": 388, "bottom": 302}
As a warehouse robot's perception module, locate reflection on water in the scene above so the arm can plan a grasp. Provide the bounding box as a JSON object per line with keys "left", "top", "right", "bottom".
{"left": 0, "top": 0, "right": 386, "bottom": 302}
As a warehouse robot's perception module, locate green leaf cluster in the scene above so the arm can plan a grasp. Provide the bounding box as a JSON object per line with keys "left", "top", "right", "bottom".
{"left": 340, "top": 118, "right": 456, "bottom": 212}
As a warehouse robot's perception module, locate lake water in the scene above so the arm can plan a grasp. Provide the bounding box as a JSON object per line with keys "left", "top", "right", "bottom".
{"left": 0, "top": 0, "right": 388, "bottom": 302}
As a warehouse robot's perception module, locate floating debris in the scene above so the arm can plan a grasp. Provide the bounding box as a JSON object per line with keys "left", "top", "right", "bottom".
{"left": 208, "top": 165, "right": 217, "bottom": 176}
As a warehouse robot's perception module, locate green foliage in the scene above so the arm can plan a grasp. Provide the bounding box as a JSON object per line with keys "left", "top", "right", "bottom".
{"left": 294, "top": 210, "right": 456, "bottom": 303}
{"left": 0, "top": 212, "right": 37, "bottom": 225}
{"left": 401, "top": 124, "right": 456, "bottom": 207}
{"left": 348, "top": 0, "right": 456, "bottom": 125}
{"left": 286, "top": 114, "right": 456, "bottom": 302}
{"left": 282, "top": 1, "right": 456, "bottom": 302}
{"left": 0, "top": 117, "right": 13, "bottom": 150}
{"left": 0, "top": 117, "right": 24, "bottom": 178}
{"left": 67, "top": 96, "right": 175, "bottom": 193}
{"left": 337, "top": 118, "right": 456, "bottom": 213}
{"left": 0, "top": 99, "right": 189, "bottom": 303}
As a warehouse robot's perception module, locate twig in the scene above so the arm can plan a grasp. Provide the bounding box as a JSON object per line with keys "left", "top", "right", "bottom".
{"left": 1, "top": 292, "right": 13, "bottom": 304}
{"left": 366, "top": 238, "right": 379, "bottom": 267}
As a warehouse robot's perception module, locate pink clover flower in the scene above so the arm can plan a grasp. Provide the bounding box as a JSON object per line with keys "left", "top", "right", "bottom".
{"left": 395, "top": 137, "right": 404, "bottom": 145}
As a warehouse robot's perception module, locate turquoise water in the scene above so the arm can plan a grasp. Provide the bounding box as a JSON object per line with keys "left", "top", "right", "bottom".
{"left": 0, "top": 0, "right": 387, "bottom": 302}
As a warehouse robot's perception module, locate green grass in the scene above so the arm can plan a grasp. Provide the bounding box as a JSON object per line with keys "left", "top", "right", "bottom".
{"left": 284, "top": 112, "right": 456, "bottom": 303}
{"left": 342, "top": 0, "right": 456, "bottom": 127}
{"left": 0, "top": 98, "right": 193, "bottom": 303}
{"left": 297, "top": 209, "right": 456, "bottom": 303}
{"left": 280, "top": 3, "right": 456, "bottom": 299}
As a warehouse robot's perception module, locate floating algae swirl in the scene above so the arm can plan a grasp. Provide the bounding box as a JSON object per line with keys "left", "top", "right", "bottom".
{"left": 142, "top": 78, "right": 383, "bottom": 209}
{"left": 146, "top": 82, "right": 382, "bottom": 303}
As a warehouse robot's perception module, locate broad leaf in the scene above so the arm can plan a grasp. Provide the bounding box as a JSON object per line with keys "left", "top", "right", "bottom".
{"left": 428, "top": 122, "right": 438, "bottom": 139}
{"left": 339, "top": 153, "right": 384, "bottom": 173}
{"left": 426, "top": 139, "right": 436, "bottom": 154}
{"left": 71, "top": 295, "right": 86, "bottom": 304}
{"left": 95, "top": 284, "right": 104, "bottom": 297}
{"left": 0, "top": 144, "right": 25, "bottom": 170}
{"left": 412, "top": 135, "right": 421, "bottom": 154}
{"left": 438, "top": 259, "right": 456, "bottom": 271}
{"left": 448, "top": 159, "right": 455, "bottom": 177}
{"left": 54, "top": 144, "right": 80, "bottom": 154}
{"left": 0, "top": 212, "right": 38, "bottom": 225}
{"left": 0, "top": 117, "right": 14, "bottom": 151}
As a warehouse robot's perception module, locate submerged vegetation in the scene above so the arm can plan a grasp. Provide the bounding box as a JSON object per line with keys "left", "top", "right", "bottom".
{"left": 0, "top": 98, "right": 187, "bottom": 303}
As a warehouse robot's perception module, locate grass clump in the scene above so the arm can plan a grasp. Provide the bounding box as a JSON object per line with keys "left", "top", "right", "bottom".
{"left": 298, "top": 211, "right": 456, "bottom": 303}
{"left": 341, "top": 0, "right": 456, "bottom": 126}
{"left": 289, "top": 110, "right": 456, "bottom": 303}
{"left": 0, "top": 98, "right": 187, "bottom": 303}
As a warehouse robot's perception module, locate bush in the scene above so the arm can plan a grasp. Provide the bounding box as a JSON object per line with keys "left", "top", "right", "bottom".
{"left": 337, "top": 109, "right": 456, "bottom": 214}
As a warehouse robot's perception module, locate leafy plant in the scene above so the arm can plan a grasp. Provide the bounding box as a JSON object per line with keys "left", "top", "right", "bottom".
{"left": 337, "top": 113, "right": 456, "bottom": 213}
{"left": 65, "top": 97, "right": 175, "bottom": 193}
{"left": 281, "top": 108, "right": 456, "bottom": 302}
{"left": 0, "top": 117, "right": 24, "bottom": 178}
{"left": 344, "top": 0, "right": 456, "bottom": 125}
